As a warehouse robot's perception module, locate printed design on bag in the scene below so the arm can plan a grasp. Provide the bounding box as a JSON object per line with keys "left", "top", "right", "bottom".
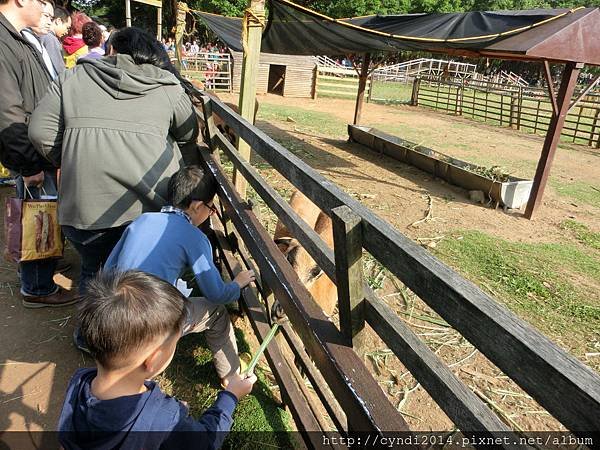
{"left": 35, "top": 211, "right": 55, "bottom": 253}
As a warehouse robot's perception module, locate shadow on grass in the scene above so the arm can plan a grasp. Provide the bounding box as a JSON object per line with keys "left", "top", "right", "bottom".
{"left": 160, "top": 327, "right": 294, "bottom": 449}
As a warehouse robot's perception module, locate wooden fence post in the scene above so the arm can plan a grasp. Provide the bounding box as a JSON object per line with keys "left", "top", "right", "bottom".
{"left": 517, "top": 86, "right": 523, "bottom": 130}
{"left": 332, "top": 205, "right": 366, "bottom": 355}
{"left": 200, "top": 96, "right": 218, "bottom": 154}
{"left": 591, "top": 108, "right": 600, "bottom": 148}
{"left": 411, "top": 77, "right": 421, "bottom": 106}
{"left": 312, "top": 66, "right": 318, "bottom": 99}
{"left": 234, "top": 0, "right": 265, "bottom": 199}
{"left": 510, "top": 92, "right": 517, "bottom": 128}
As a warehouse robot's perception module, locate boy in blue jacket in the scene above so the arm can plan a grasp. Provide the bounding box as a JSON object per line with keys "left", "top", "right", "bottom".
{"left": 59, "top": 270, "right": 257, "bottom": 450}
{"left": 104, "top": 166, "right": 255, "bottom": 385}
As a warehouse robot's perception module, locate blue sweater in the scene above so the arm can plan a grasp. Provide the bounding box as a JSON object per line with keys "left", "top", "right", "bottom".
{"left": 58, "top": 368, "right": 238, "bottom": 450}
{"left": 105, "top": 211, "right": 240, "bottom": 304}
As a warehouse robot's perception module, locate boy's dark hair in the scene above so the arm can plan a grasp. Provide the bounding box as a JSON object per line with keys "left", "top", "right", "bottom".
{"left": 168, "top": 166, "right": 217, "bottom": 209}
{"left": 82, "top": 21, "right": 101, "bottom": 48}
{"left": 53, "top": 5, "right": 69, "bottom": 21}
{"left": 78, "top": 270, "right": 186, "bottom": 370}
{"left": 110, "top": 26, "right": 167, "bottom": 67}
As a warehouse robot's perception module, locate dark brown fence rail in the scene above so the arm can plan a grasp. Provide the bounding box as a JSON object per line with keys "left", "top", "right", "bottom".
{"left": 413, "top": 76, "right": 600, "bottom": 148}
{"left": 191, "top": 89, "right": 600, "bottom": 446}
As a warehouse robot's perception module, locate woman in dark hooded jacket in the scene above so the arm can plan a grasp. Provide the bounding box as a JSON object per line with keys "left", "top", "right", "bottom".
{"left": 29, "top": 27, "right": 199, "bottom": 294}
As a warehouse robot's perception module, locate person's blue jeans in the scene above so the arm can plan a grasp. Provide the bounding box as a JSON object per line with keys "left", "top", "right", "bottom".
{"left": 61, "top": 225, "right": 126, "bottom": 293}
{"left": 16, "top": 171, "right": 58, "bottom": 296}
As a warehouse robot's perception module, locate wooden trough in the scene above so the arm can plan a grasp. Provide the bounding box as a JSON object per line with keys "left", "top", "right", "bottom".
{"left": 348, "top": 125, "right": 533, "bottom": 209}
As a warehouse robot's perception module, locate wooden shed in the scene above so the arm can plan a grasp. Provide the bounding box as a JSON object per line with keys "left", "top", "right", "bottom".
{"left": 230, "top": 51, "right": 316, "bottom": 97}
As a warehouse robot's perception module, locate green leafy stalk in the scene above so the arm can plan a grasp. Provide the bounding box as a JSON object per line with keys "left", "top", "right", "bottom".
{"left": 245, "top": 323, "right": 279, "bottom": 375}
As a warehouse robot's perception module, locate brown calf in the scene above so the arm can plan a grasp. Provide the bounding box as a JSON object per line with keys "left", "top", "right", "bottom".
{"left": 274, "top": 191, "right": 338, "bottom": 316}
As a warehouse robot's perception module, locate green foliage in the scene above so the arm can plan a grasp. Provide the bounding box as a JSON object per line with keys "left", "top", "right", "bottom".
{"left": 189, "top": 0, "right": 246, "bottom": 17}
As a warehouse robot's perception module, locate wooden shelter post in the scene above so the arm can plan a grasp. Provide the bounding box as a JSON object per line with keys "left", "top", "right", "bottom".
{"left": 524, "top": 61, "right": 583, "bottom": 219}
{"left": 125, "top": 0, "right": 131, "bottom": 26}
{"left": 157, "top": 6, "right": 162, "bottom": 40}
{"left": 174, "top": 2, "right": 187, "bottom": 72}
{"left": 353, "top": 53, "right": 371, "bottom": 125}
{"left": 233, "top": 0, "right": 265, "bottom": 199}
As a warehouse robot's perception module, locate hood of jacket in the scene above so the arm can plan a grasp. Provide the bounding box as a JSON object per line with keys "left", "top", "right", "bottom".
{"left": 77, "top": 54, "right": 180, "bottom": 100}
{"left": 59, "top": 368, "right": 168, "bottom": 449}
{"left": 63, "top": 35, "right": 86, "bottom": 54}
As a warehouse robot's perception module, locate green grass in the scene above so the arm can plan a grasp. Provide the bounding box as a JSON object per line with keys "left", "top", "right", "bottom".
{"left": 434, "top": 230, "right": 600, "bottom": 357}
{"left": 158, "top": 326, "right": 293, "bottom": 446}
{"left": 561, "top": 220, "right": 600, "bottom": 250}
{"left": 258, "top": 103, "right": 347, "bottom": 138}
{"left": 551, "top": 180, "right": 600, "bottom": 208}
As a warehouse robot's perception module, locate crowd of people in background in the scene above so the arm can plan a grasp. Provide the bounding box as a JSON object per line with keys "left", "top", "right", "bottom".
{"left": 0, "top": 0, "right": 255, "bottom": 447}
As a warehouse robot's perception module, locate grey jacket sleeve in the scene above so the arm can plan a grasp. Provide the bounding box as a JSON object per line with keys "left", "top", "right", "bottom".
{"left": 169, "top": 89, "right": 199, "bottom": 147}
{"left": 28, "top": 78, "right": 64, "bottom": 167}
{"left": 40, "top": 33, "right": 65, "bottom": 76}
{"left": 0, "top": 57, "right": 49, "bottom": 176}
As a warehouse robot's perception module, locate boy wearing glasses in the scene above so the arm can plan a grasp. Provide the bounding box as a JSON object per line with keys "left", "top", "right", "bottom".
{"left": 104, "top": 166, "right": 255, "bottom": 387}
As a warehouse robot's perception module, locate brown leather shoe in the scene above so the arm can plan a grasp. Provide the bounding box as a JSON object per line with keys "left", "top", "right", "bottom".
{"left": 22, "top": 288, "right": 80, "bottom": 309}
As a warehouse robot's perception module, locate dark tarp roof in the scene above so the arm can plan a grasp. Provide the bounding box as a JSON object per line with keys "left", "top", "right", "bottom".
{"left": 194, "top": 0, "right": 600, "bottom": 65}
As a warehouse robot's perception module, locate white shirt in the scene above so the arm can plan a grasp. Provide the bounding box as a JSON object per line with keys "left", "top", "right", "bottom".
{"left": 21, "top": 28, "right": 57, "bottom": 80}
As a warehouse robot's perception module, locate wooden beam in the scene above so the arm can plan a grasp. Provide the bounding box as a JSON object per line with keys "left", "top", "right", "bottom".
{"left": 353, "top": 53, "right": 371, "bottom": 125}
{"left": 525, "top": 62, "right": 583, "bottom": 219}
{"left": 542, "top": 61, "right": 558, "bottom": 117}
{"left": 233, "top": 0, "right": 265, "bottom": 199}
{"left": 365, "top": 293, "right": 518, "bottom": 438}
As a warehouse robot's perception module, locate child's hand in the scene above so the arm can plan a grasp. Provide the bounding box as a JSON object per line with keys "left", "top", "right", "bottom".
{"left": 234, "top": 270, "right": 255, "bottom": 289}
{"left": 225, "top": 373, "right": 257, "bottom": 400}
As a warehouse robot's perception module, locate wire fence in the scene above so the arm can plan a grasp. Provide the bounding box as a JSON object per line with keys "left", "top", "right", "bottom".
{"left": 413, "top": 76, "right": 600, "bottom": 148}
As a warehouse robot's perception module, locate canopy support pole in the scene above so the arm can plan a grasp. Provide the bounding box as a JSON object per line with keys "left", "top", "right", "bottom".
{"left": 233, "top": 0, "right": 265, "bottom": 199}
{"left": 524, "top": 61, "right": 583, "bottom": 219}
{"left": 353, "top": 53, "right": 371, "bottom": 126}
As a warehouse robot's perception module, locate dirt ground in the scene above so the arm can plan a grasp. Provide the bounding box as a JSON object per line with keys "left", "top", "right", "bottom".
{"left": 0, "top": 195, "right": 92, "bottom": 441}
{"left": 1, "top": 93, "right": 598, "bottom": 439}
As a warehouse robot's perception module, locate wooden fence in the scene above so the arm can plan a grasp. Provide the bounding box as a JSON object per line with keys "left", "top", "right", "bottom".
{"left": 314, "top": 66, "right": 372, "bottom": 99}
{"left": 413, "top": 76, "right": 600, "bottom": 148}
{"left": 180, "top": 52, "right": 232, "bottom": 92}
{"left": 191, "top": 89, "right": 600, "bottom": 445}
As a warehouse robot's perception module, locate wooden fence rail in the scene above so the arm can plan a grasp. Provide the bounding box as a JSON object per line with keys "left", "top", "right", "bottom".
{"left": 192, "top": 89, "right": 600, "bottom": 445}
{"left": 414, "top": 76, "right": 600, "bottom": 148}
